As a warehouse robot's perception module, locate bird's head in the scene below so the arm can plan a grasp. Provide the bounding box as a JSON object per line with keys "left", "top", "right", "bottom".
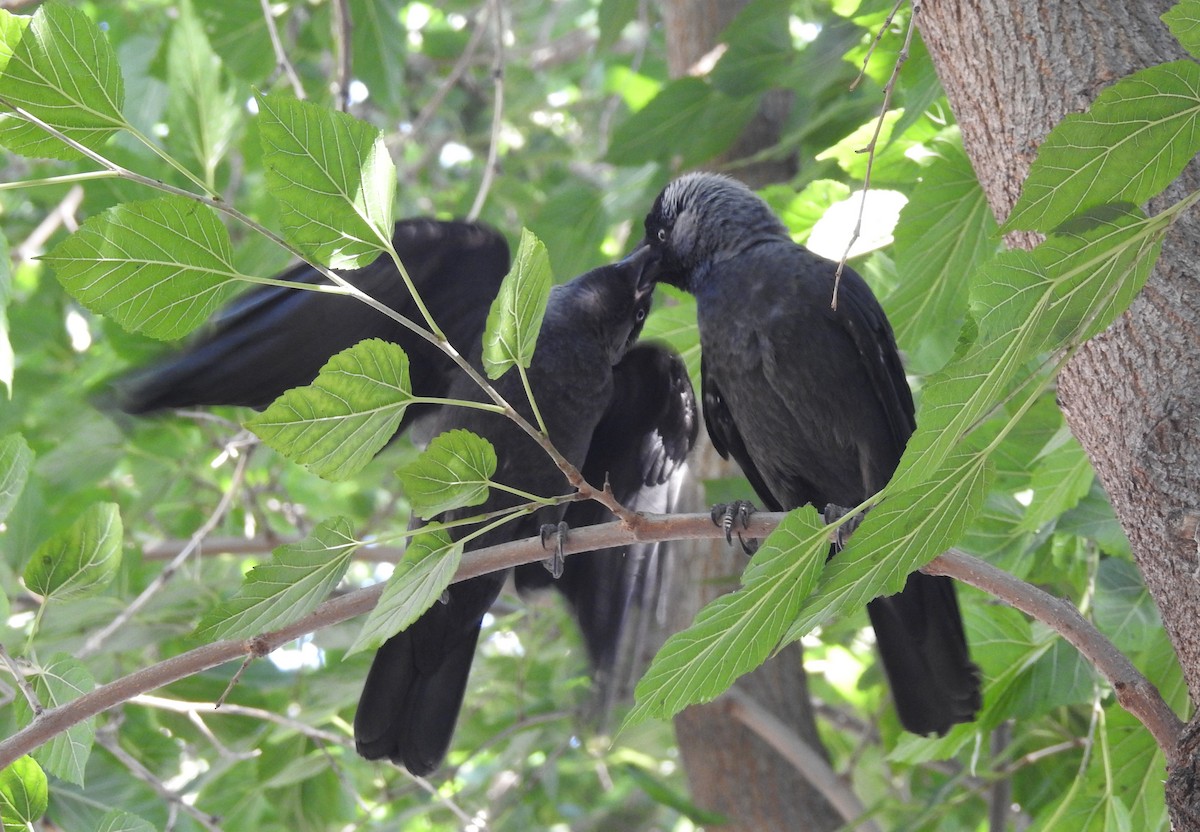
{"left": 642, "top": 172, "right": 788, "bottom": 291}
{"left": 557, "top": 243, "right": 659, "bottom": 365}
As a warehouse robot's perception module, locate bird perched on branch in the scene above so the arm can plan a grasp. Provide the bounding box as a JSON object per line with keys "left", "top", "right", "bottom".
{"left": 120, "top": 219, "right": 697, "bottom": 774}
{"left": 641, "top": 172, "right": 981, "bottom": 736}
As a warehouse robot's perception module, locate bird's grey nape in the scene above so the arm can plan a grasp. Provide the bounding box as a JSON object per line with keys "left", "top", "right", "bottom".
{"left": 657, "top": 172, "right": 789, "bottom": 271}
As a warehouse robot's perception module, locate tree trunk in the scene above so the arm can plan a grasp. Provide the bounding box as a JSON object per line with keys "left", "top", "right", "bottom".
{"left": 917, "top": 1, "right": 1199, "bottom": 825}
{"left": 653, "top": 2, "right": 841, "bottom": 829}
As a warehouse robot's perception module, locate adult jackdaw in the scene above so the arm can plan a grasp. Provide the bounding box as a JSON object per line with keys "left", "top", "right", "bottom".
{"left": 641, "top": 172, "right": 981, "bottom": 736}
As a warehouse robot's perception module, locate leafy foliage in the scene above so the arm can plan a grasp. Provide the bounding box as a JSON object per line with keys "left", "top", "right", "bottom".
{"left": 0, "top": 0, "right": 1193, "bottom": 830}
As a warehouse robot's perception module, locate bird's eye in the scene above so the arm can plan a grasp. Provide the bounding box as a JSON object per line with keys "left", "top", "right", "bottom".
{"left": 656, "top": 227, "right": 668, "bottom": 243}
{"left": 635, "top": 307, "right": 647, "bottom": 323}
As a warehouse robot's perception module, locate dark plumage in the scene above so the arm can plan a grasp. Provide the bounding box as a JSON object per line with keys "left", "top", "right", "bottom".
{"left": 514, "top": 344, "right": 697, "bottom": 711}
{"left": 117, "top": 219, "right": 510, "bottom": 427}
{"left": 118, "top": 220, "right": 698, "bottom": 773}
{"left": 643, "top": 172, "right": 981, "bottom": 736}
{"left": 353, "top": 247, "right": 660, "bottom": 773}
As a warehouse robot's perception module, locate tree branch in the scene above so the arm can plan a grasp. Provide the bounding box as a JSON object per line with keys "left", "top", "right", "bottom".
{"left": 726, "top": 688, "right": 882, "bottom": 832}
{"left": 0, "top": 512, "right": 783, "bottom": 769}
{"left": 928, "top": 550, "right": 1185, "bottom": 763}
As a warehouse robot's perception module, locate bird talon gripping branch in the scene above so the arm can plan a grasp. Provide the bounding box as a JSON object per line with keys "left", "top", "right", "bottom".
{"left": 540, "top": 521, "right": 570, "bottom": 579}
{"left": 710, "top": 500, "right": 758, "bottom": 555}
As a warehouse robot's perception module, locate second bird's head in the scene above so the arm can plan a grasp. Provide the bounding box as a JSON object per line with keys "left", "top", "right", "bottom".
{"left": 556, "top": 243, "right": 659, "bottom": 365}
{"left": 642, "top": 172, "right": 789, "bottom": 292}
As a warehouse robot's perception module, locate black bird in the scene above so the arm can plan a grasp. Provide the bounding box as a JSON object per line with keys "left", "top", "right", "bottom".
{"left": 641, "top": 172, "right": 981, "bottom": 736}
{"left": 118, "top": 219, "right": 509, "bottom": 429}
{"left": 352, "top": 247, "right": 661, "bottom": 773}
{"left": 514, "top": 344, "right": 698, "bottom": 714}
{"left": 118, "top": 220, "right": 697, "bottom": 772}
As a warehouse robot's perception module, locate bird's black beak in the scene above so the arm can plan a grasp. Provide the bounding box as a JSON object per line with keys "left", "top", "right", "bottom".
{"left": 620, "top": 241, "right": 660, "bottom": 301}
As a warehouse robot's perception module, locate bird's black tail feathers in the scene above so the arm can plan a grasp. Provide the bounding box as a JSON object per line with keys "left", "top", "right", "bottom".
{"left": 353, "top": 576, "right": 502, "bottom": 775}
{"left": 867, "top": 571, "right": 982, "bottom": 736}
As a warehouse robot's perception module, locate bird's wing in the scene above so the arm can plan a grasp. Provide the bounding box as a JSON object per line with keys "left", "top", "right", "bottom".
{"left": 515, "top": 343, "right": 699, "bottom": 708}
{"left": 701, "top": 353, "right": 786, "bottom": 513}
{"left": 117, "top": 219, "right": 510, "bottom": 420}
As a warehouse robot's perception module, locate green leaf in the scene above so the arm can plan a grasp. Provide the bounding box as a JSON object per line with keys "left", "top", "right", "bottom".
{"left": 606, "top": 77, "right": 760, "bottom": 168}
{"left": 246, "top": 339, "right": 413, "bottom": 480}
{"left": 628, "top": 508, "right": 826, "bottom": 724}
{"left": 166, "top": 0, "right": 239, "bottom": 181}
{"left": 783, "top": 445, "right": 994, "bottom": 645}
{"left": 257, "top": 92, "right": 396, "bottom": 268}
{"left": 12, "top": 655, "right": 95, "bottom": 786}
{"left": 0, "top": 4, "right": 125, "bottom": 160}
{"left": 892, "top": 205, "right": 1170, "bottom": 493}
{"left": 711, "top": 0, "right": 795, "bottom": 96}
{"left": 0, "top": 432, "right": 32, "bottom": 524}
{"left": 1005, "top": 60, "right": 1200, "bottom": 232}
{"left": 397, "top": 429, "right": 497, "bottom": 520}
{"left": 1164, "top": 0, "right": 1200, "bottom": 59}
{"left": 598, "top": 0, "right": 639, "bottom": 51}
{"left": 349, "top": 529, "right": 463, "bottom": 655}
{"left": 0, "top": 756, "right": 47, "bottom": 832}
{"left": 95, "top": 811, "right": 157, "bottom": 832}
{"left": 0, "top": 230, "right": 11, "bottom": 396}
{"left": 196, "top": 517, "right": 359, "bottom": 641}
{"left": 1016, "top": 432, "right": 1094, "bottom": 533}
{"left": 764, "top": 179, "right": 851, "bottom": 244}
{"left": 482, "top": 228, "right": 551, "bottom": 379}
{"left": 348, "top": 0, "right": 407, "bottom": 108}
{"left": 43, "top": 195, "right": 245, "bottom": 340}
{"left": 887, "top": 139, "right": 998, "bottom": 359}
{"left": 621, "top": 763, "right": 728, "bottom": 825}
{"left": 1093, "top": 558, "right": 1162, "bottom": 654}
{"left": 1009, "top": 637, "right": 1098, "bottom": 718}
{"left": 23, "top": 502, "right": 122, "bottom": 600}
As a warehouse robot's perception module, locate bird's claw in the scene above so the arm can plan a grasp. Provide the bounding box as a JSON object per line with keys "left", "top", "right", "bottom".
{"left": 710, "top": 500, "right": 758, "bottom": 555}
{"left": 823, "top": 503, "right": 864, "bottom": 549}
{"left": 539, "top": 521, "right": 569, "bottom": 579}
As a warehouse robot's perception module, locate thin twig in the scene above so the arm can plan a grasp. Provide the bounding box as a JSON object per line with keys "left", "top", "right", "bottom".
{"left": 832, "top": 0, "right": 919, "bottom": 310}
{"left": 133, "top": 694, "right": 350, "bottom": 747}
{"left": 0, "top": 644, "right": 42, "bottom": 715}
{"left": 467, "top": 0, "right": 506, "bottom": 222}
{"left": 80, "top": 449, "right": 250, "bottom": 658}
{"left": 259, "top": 0, "right": 306, "bottom": 99}
{"left": 396, "top": 4, "right": 492, "bottom": 155}
{"left": 849, "top": 0, "right": 906, "bottom": 92}
{"left": 330, "top": 0, "right": 353, "bottom": 112}
{"left": 928, "top": 550, "right": 1185, "bottom": 763}
{"left": 726, "top": 688, "right": 882, "bottom": 832}
{"left": 96, "top": 729, "right": 224, "bottom": 832}
{"left": 13, "top": 184, "right": 85, "bottom": 266}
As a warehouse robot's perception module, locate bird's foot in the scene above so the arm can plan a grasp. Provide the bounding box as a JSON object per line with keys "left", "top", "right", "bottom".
{"left": 823, "top": 503, "right": 865, "bottom": 549}
{"left": 539, "top": 521, "right": 569, "bottom": 579}
{"left": 710, "top": 500, "right": 758, "bottom": 555}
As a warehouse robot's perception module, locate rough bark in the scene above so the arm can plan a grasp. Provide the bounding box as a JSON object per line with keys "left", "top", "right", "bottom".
{"left": 917, "top": 0, "right": 1198, "bottom": 825}
{"left": 653, "top": 2, "right": 840, "bottom": 829}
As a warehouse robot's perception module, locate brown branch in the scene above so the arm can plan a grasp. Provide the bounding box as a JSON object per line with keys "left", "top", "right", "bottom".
{"left": 0, "top": 512, "right": 784, "bottom": 769}
{"left": 726, "top": 688, "right": 882, "bottom": 832}
{"left": 928, "top": 550, "right": 1185, "bottom": 764}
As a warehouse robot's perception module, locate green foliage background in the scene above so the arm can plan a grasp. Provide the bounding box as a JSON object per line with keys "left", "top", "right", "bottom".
{"left": 0, "top": 0, "right": 1197, "bottom": 829}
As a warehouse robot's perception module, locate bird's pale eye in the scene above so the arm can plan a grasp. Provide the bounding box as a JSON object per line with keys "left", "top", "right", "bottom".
{"left": 635, "top": 307, "right": 647, "bottom": 323}
{"left": 656, "top": 227, "right": 667, "bottom": 243}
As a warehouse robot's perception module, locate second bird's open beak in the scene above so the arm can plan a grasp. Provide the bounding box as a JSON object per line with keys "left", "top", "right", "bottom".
{"left": 620, "top": 241, "right": 661, "bottom": 301}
